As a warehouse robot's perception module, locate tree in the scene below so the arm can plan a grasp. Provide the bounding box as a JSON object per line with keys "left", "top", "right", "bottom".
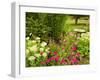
{"left": 69, "top": 15, "right": 89, "bottom": 25}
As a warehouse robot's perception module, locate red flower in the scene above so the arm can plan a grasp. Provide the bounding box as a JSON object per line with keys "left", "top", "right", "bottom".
{"left": 55, "top": 56, "right": 60, "bottom": 62}
{"left": 60, "top": 58, "right": 67, "bottom": 64}
{"left": 54, "top": 51, "right": 57, "bottom": 55}
{"left": 72, "top": 46, "right": 77, "bottom": 51}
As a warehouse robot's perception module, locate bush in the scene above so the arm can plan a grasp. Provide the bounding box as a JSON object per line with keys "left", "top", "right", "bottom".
{"left": 26, "top": 12, "right": 67, "bottom": 43}
{"left": 26, "top": 37, "right": 50, "bottom": 67}
{"left": 77, "top": 32, "right": 90, "bottom": 64}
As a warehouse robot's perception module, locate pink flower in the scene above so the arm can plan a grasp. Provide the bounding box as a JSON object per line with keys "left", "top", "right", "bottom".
{"left": 46, "top": 58, "right": 51, "bottom": 63}
{"left": 71, "top": 58, "right": 78, "bottom": 64}
{"left": 62, "top": 48, "right": 65, "bottom": 51}
{"left": 76, "top": 52, "right": 80, "bottom": 57}
{"left": 68, "top": 56, "right": 71, "bottom": 60}
{"left": 60, "top": 58, "right": 67, "bottom": 64}
{"left": 54, "top": 51, "right": 57, "bottom": 55}
{"left": 72, "top": 46, "right": 77, "bottom": 51}
{"left": 50, "top": 56, "right": 55, "bottom": 61}
{"left": 55, "top": 56, "right": 60, "bottom": 62}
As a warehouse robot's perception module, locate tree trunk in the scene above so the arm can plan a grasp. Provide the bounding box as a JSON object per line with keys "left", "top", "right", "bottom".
{"left": 75, "top": 17, "right": 79, "bottom": 25}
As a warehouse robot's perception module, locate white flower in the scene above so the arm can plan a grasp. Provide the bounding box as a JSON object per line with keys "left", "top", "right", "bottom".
{"left": 34, "top": 54, "right": 41, "bottom": 58}
{"left": 29, "top": 33, "right": 32, "bottom": 36}
{"left": 26, "top": 49, "right": 29, "bottom": 55}
{"left": 40, "top": 48, "right": 44, "bottom": 52}
{"left": 74, "top": 29, "right": 85, "bottom": 32}
{"left": 35, "top": 37, "right": 40, "bottom": 40}
{"left": 42, "top": 52, "right": 47, "bottom": 57}
{"left": 35, "top": 37, "right": 40, "bottom": 42}
{"left": 29, "top": 45, "right": 37, "bottom": 52}
{"left": 28, "top": 56, "right": 35, "bottom": 61}
{"left": 41, "top": 42, "right": 47, "bottom": 47}
{"left": 45, "top": 47, "right": 50, "bottom": 53}
{"left": 26, "top": 37, "right": 29, "bottom": 40}
{"left": 32, "top": 40, "right": 36, "bottom": 44}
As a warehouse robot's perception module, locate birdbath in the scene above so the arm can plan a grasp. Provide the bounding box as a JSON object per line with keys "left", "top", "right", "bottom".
{"left": 74, "top": 29, "right": 86, "bottom": 38}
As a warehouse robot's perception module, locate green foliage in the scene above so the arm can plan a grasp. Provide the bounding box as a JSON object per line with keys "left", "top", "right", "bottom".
{"left": 26, "top": 12, "right": 67, "bottom": 42}
{"left": 77, "top": 32, "right": 90, "bottom": 57}
{"left": 26, "top": 37, "right": 50, "bottom": 67}
{"left": 25, "top": 12, "right": 90, "bottom": 67}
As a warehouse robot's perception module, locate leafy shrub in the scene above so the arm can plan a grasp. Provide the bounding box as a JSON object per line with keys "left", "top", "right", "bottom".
{"left": 77, "top": 32, "right": 90, "bottom": 64}
{"left": 26, "top": 12, "right": 67, "bottom": 43}
{"left": 26, "top": 37, "right": 50, "bottom": 67}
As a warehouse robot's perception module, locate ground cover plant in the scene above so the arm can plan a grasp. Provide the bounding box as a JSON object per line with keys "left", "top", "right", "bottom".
{"left": 25, "top": 12, "right": 90, "bottom": 67}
